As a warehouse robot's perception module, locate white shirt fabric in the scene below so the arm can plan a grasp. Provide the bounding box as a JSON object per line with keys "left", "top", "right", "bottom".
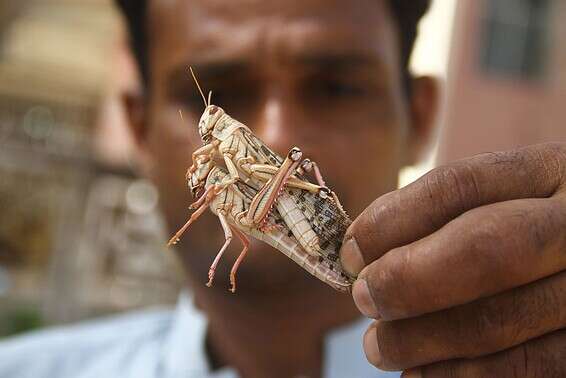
{"left": 0, "top": 293, "right": 400, "bottom": 378}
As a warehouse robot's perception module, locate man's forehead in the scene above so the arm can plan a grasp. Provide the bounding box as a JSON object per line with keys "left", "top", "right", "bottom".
{"left": 148, "top": 0, "right": 396, "bottom": 73}
{"left": 149, "top": 0, "right": 390, "bottom": 21}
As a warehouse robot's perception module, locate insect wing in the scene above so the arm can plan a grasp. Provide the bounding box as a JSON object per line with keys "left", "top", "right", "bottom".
{"left": 286, "top": 188, "right": 352, "bottom": 269}
{"left": 239, "top": 127, "right": 284, "bottom": 167}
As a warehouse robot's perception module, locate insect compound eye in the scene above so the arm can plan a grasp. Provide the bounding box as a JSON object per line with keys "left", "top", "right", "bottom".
{"left": 208, "top": 105, "right": 218, "bottom": 115}
{"left": 300, "top": 159, "right": 313, "bottom": 172}
{"left": 318, "top": 186, "right": 331, "bottom": 199}
{"left": 289, "top": 147, "right": 302, "bottom": 162}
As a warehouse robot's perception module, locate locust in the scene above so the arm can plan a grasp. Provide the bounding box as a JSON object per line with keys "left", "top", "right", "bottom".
{"left": 167, "top": 68, "right": 354, "bottom": 291}
{"left": 175, "top": 157, "right": 353, "bottom": 292}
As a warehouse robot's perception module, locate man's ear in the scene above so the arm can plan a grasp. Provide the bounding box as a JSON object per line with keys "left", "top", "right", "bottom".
{"left": 121, "top": 90, "right": 157, "bottom": 178}
{"left": 406, "top": 76, "right": 439, "bottom": 165}
{"left": 122, "top": 90, "right": 148, "bottom": 147}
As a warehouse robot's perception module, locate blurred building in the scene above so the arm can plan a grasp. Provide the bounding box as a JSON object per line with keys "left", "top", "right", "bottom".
{"left": 438, "top": 0, "right": 566, "bottom": 163}
{"left": 0, "top": 0, "right": 182, "bottom": 337}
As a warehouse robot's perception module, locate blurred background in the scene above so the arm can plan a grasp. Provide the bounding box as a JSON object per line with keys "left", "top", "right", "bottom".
{"left": 0, "top": 0, "right": 183, "bottom": 337}
{"left": 0, "top": 0, "right": 564, "bottom": 338}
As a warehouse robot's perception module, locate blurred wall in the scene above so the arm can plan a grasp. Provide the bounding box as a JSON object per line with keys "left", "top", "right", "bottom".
{"left": 0, "top": 0, "right": 182, "bottom": 337}
{"left": 400, "top": 0, "right": 457, "bottom": 187}
{"left": 438, "top": 0, "right": 566, "bottom": 163}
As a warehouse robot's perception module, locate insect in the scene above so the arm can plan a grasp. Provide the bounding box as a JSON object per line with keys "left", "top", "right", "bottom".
{"left": 175, "top": 158, "right": 353, "bottom": 292}
{"left": 167, "top": 68, "right": 354, "bottom": 291}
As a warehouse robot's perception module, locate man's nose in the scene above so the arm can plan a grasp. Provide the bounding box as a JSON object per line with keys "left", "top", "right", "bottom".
{"left": 251, "top": 93, "right": 298, "bottom": 156}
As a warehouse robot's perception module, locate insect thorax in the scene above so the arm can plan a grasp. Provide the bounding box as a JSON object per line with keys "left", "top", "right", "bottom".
{"left": 211, "top": 114, "right": 250, "bottom": 141}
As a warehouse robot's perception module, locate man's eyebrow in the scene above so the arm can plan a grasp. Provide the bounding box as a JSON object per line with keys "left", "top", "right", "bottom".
{"left": 167, "top": 60, "right": 250, "bottom": 90}
{"left": 166, "top": 53, "right": 383, "bottom": 91}
{"left": 292, "top": 52, "right": 384, "bottom": 71}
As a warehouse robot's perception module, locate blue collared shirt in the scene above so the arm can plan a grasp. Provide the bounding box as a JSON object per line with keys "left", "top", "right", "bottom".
{"left": 0, "top": 294, "right": 399, "bottom": 378}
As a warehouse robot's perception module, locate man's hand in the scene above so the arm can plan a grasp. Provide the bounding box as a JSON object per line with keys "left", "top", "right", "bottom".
{"left": 339, "top": 143, "right": 566, "bottom": 377}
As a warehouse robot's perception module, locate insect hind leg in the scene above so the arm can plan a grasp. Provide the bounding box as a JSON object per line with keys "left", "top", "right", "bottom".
{"left": 229, "top": 226, "right": 250, "bottom": 293}
{"left": 206, "top": 212, "right": 233, "bottom": 287}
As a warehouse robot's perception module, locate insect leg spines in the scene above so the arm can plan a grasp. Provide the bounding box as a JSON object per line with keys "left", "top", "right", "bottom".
{"left": 243, "top": 163, "right": 324, "bottom": 194}
{"left": 241, "top": 147, "right": 303, "bottom": 226}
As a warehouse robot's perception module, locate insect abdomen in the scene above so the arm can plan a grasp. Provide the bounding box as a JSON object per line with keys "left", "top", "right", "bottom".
{"left": 275, "top": 193, "right": 321, "bottom": 256}
{"left": 248, "top": 225, "right": 352, "bottom": 292}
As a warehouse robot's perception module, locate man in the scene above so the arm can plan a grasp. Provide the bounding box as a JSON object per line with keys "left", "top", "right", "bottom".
{"left": 1, "top": 0, "right": 565, "bottom": 377}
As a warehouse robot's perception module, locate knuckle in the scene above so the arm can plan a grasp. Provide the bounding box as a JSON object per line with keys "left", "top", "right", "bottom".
{"left": 373, "top": 322, "right": 402, "bottom": 369}
{"left": 369, "top": 246, "right": 413, "bottom": 319}
{"left": 423, "top": 163, "right": 481, "bottom": 219}
{"left": 422, "top": 360, "right": 472, "bottom": 378}
{"left": 539, "top": 199, "right": 566, "bottom": 247}
{"left": 354, "top": 191, "right": 396, "bottom": 233}
{"left": 539, "top": 141, "right": 566, "bottom": 156}
{"left": 527, "top": 143, "right": 566, "bottom": 193}
{"left": 466, "top": 299, "right": 515, "bottom": 357}
{"left": 347, "top": 191, "right": 397, "bottom": 256}
{"left": 374, "top": 319, "right": 426, "bottom": 371}
{"left": 438, "top": 299, "right": 507, "bottom": 359}
{"left": 465, "top": 210, "right": 512, "bottom": 276}
{"left": 472, "top": 149, "right": 522, "bottom": 168}
{"left": 516, "top": 340, "right": 558, "bottom": 378}
{"left": 455, "top": 279, "right": 563, "bottom": 360}
{"left": 425, "top": 330, "right": 566, "bottom": 378}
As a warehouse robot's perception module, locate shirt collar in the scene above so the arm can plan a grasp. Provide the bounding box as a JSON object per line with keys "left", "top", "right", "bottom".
{"left": 161, "top": 292, "right": 394, "bottom": 378}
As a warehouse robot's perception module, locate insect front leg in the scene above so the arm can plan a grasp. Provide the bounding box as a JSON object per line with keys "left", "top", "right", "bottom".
{"left": 223, "top": 153, "right": 241, "bottom": 181}
{"left": 296, "top": 159, "right": 325, "bottom": 186}
{"left": 188, "top": 184, "right": 216, "bottom": 209}
{"left": 235, "top": 156, "right": 256, "bottom": 184}
{"left": 167, "top": 183, "right": 224, "bottom": 246}
{"left": 189, "top": 176, "right": 236, "bottom": 210}
{"left": 298, "top": 159, "right": 346, "bottom": 211}
{"left": 187, "top": 140, "right": 219, "bottom": 175}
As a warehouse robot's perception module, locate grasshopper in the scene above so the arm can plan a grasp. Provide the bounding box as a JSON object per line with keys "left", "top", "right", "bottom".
{"left": 167, "top": 69, "right": 353, "bottom": 291}
{"left": 174, "top": 156, "right": 353, "bottom": 292}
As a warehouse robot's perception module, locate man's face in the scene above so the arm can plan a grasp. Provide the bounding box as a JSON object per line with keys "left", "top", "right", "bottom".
{"left": 134, "top": 0, "right": 429, "bottom": 293}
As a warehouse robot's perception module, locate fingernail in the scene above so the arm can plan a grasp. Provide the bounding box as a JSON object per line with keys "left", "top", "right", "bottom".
{"left": 340, "top": 236, "right": 365, "bottom": 276}
{"left": 352, "top": 279, "right": 380, "bottom": 319}
{"left": 363, "top": 326, "right": 381, "bottom": 367}
{"left": 402, "top": 368, "right": 422, "bottom": 378}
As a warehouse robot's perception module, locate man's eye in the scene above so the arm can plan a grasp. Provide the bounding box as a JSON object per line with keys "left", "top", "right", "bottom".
{"left": 310, "top": 81, "right": 368, "bottom": 99}
{"left": 209, "top": 88, "right": 257, "bottom": 110}
{"left": 181, "top": 92, "right": 207, "bottom": 109}
{"left": 207, "top": 89, "right": 231, "bottom": 106}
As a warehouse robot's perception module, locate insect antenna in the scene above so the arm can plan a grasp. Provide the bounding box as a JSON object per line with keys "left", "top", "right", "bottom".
{"left": 189, "top": 66, "right": 208, "bottom": 108}
{"left": 207, "top": 91, "right": 212, "bottom": 106}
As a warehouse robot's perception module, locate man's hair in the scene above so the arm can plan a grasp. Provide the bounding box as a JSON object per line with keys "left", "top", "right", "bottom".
{"left": 115, "top": 0, "right": 430, "bottom": 93}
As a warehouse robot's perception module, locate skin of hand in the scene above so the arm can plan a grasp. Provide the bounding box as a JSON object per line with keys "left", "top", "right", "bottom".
{"left": 340, "top": 142, "right": 566, "bottom": 377}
